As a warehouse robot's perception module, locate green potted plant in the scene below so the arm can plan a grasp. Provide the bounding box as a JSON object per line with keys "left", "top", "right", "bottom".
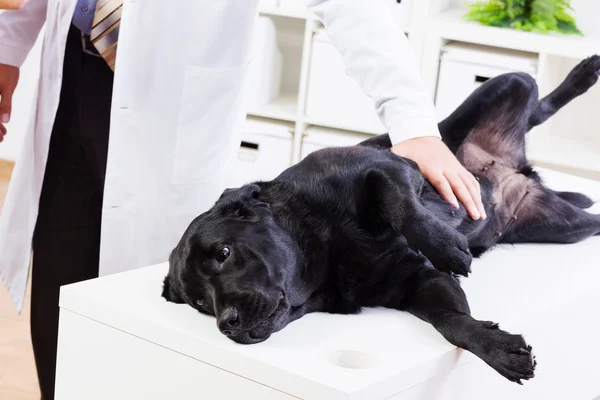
{"left": 464, "top": 0, "right": 582, "bottom": 35}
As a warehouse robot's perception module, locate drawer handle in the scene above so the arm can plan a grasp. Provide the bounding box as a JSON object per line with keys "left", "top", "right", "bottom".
{"left": 241, "top": 141, "right": 259, "bottom": 150}
{"left": 475, "top": 75, "right": 490, "bottom": 84}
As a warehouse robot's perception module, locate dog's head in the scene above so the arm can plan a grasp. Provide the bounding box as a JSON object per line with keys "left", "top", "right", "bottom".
{"left": 162, "top": 184, "right": 297, "bottom": 344}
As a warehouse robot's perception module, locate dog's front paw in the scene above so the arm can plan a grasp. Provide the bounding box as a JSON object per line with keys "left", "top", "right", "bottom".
{"left": 566, "top": 55, "right": 600, "bottom": 94}
{"left": 474, "top": 322, "right": 536, "bottom": 384}
{"left": 428, "top": 231, "right": 473, "bottom": 277}
{"left": 404, "top": 217, "right": 473, "bottom": 277}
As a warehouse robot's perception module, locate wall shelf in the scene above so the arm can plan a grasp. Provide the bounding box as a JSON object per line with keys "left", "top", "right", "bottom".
{"left": 428, "top": 8, "right": 600, "bottom": 60}
{"left": 303, "top": 116, "right": 384, "bottom": 136}
{"left": 247, "top": 94, "right": 299, "bottom": 122}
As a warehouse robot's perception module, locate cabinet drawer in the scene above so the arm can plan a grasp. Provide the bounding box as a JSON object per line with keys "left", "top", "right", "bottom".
{"left": 55, "top": 310, "right": 296, "bottom": 400}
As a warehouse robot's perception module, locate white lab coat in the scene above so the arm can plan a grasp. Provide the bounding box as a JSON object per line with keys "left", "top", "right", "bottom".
{"left": 0, "top": 0, "right": 439, "bottom": 312}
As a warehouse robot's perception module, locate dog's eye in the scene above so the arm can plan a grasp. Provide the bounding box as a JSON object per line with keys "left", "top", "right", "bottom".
{"left": 216, "top": 247, "right": 231, "bottom": 262}
{"left": 196, "top": 299, "right": 205, "bottom": 307}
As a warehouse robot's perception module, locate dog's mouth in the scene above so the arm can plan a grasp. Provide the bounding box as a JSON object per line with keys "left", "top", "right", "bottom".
{"left": 227, "top": 294, "right": 290, "bottom": 344}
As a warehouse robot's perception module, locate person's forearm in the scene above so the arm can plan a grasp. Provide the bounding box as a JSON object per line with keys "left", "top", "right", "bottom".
{"left": 0, "top": 0, "right": 47, "bottom": 67}
{"left": 307, "top": 0, "right": 440, "bottom": 144}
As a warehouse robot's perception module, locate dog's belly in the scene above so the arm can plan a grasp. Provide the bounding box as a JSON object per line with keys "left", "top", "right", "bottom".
{"left": 459, "top": 143, "right": 541, "bottom": 232}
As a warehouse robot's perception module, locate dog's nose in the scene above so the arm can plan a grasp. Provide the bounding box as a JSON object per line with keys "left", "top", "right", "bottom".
{"left": 218, "top": 307, "right": 240, "bottom": 335}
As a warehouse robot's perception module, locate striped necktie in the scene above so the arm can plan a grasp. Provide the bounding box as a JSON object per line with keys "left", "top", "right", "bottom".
{"left": 91, "top": 0, "right": 123, "bottom": 71}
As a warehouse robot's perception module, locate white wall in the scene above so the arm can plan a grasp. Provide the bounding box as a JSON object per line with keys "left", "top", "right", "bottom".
{"left": 571, "top": 0, "right": 600, "bottom": 37}
{"left": 0, "top": 25, "right": 44, "bottom": 162}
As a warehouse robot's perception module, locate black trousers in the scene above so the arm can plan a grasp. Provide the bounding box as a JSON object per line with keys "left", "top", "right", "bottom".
{"left": 31, "top": 25, "right": 113, "bottom": 400}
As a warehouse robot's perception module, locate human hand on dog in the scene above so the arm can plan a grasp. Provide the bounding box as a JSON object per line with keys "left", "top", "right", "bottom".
{"left": 392, "top": 136, "right": 486, "bottom": 220}
{"left": 0, "top": 63, "right": 20, "bottom": 142}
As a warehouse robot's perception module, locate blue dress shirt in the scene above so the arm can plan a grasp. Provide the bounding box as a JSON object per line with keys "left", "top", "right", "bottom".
{"left": 72, "top": 0, "right": 97, "bottom": 35}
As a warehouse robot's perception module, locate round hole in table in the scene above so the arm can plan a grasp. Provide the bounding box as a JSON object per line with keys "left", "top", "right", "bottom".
{"left": 329, "top": 350, "right": 381, "bottom": 370}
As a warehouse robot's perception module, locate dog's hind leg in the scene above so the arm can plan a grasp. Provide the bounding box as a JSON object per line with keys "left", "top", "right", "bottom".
{"left": 438, "top": 72, "right": 538, "bottom": 155}
{"left": 358, "top": 55, "right": 583, "bottom": 155}
{"left": 440, "top": 55, "right": 600, "bottom": 154}
{"left": 528, "top": 55, "right": 600, "bottom": 129}
{"left": 397, "top": 267, "right": 536, "bottom": 384}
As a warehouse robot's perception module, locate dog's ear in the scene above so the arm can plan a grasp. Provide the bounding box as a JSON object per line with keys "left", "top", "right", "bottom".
{"left": 163, "top": 247, "right": 186, "bottom": 304}
{"left": 162, "top": 275, "right": 184, "bottom": 304}
{"left": 219, "top": 183, "right": 261, "bottom": 202}
{"left": 218, "top": 184, "right": 270, "bottom": 219}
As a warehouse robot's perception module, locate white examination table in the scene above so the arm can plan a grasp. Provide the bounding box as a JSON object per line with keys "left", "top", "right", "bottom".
{"left": 55, "top": 169, "right": 600, "bottom": 400}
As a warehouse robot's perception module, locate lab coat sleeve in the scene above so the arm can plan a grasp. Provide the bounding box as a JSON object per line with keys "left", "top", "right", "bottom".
{"left": 0, "top": 0, "right": 47, "bottom": 67}
{"left": 307, "top": 0, "right": 440, "bottom": 144}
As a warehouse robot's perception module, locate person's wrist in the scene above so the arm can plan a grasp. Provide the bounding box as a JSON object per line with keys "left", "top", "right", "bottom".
{"left": 388, "top": 117, "right": 441, "bottom": 147}
{"left": 391, "top": 136, "right": 441, "bottom": 157}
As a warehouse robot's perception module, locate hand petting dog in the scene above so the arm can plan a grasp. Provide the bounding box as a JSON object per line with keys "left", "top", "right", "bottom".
{"left": 392, "top": 136, "right": 486, "bottom": 221}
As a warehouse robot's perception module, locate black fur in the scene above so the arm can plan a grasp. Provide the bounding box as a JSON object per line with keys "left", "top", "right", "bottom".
{"left": 163, "top": 55, "right": 600, "bottom": 384}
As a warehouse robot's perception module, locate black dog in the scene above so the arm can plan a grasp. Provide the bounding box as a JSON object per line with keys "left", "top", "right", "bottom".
{"left": 163, "top": 56, "right": 600, "bottom": 384}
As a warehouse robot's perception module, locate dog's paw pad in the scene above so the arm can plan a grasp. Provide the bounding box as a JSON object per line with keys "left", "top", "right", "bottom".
{"left": 478, "top": 329, "right": 536, "bottom": 384}
{"left": 568, "top": 55, "right": 600, "bottom": 91}
{"left": 585, "top": 55, "right": 600, "bottom": 75}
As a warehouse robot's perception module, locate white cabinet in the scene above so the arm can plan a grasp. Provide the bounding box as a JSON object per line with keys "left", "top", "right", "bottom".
{"left": 55, "top": 310, "right": 294, "bottom": 400}
{"left": 230, "top": 118, "right": 294, "bottom": 188}
{"left": 249, "top": 2, "right": 418, "bottom": 163}
{"left": 300, "top": 126, "right": 372, "bottom": 159}
{"left": 435, "top": 42, "right": 538, "bottom": 121}
{"left": 305, "top": 30, "right": 386, "bottom": 135}
{"left": 247, "top": 17, "right": 283, "bottom": 111}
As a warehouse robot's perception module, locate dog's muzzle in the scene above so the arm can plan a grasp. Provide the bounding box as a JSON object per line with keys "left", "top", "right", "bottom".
{"left": 220, "top": 291, "right": 289, "bottom": 344}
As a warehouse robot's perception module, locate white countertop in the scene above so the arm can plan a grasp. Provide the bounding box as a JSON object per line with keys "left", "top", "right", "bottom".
{"left": 59, "top": 169, "right": 600, "bottom": 399}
